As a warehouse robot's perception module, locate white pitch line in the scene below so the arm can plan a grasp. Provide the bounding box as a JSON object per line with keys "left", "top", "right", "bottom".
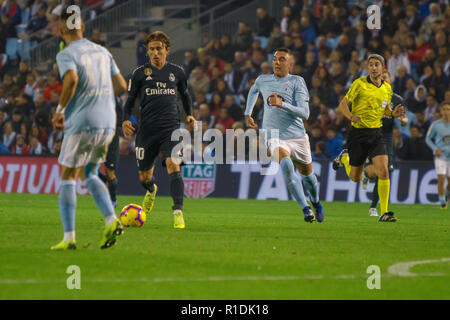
{"left": 387, "top": 257, "right": 450, "bottom": 277}
{"left": 0, "top": 274, "right": 360, "bottom": 285}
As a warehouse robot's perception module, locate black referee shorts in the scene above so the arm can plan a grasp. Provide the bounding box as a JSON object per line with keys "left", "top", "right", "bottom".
{"left": 365, "top": 141, "right": 394, "bottom": 171}
{"left": 347, "top": 127, "right": 387, "bottom": 167}
{"left": 135, "top": 127, "right": 181, "bottom": 171}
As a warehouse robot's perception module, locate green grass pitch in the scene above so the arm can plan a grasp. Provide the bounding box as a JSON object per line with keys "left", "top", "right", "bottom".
{"left": 0, "top": 193, "right": 449, "bottom": 300}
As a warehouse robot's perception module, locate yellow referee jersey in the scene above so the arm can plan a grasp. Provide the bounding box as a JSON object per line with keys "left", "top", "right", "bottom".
{"left": 345, "top": 76, "right": 393, "bottom": 128}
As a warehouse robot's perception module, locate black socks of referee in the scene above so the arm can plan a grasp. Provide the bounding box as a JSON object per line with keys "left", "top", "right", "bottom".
{"left": 142, "top": 179, "right": 155, "bottom": 193}
{"left": 169, "top": 171, "right": 184, "bottom": 210}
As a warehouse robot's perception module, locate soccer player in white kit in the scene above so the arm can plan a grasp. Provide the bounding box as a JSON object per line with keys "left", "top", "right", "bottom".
{"left": 50, "top": 9, "right": 127, "bottom": 250}
{"left": 245, "top": 48, "right": 324, "bottom": 223}
{"left": 426, "top": 102, "right": 450, "bottom": 209}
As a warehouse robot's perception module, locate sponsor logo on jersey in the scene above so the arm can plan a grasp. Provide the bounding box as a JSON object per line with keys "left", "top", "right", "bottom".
{"left": 382, "top": 100, "right": 387, "bottom": 109}
{"left": 182, "top": 164, "right": 216, "bottom": 198}
{"left": 169, "top": 73, "right": 175, "bottom": 82}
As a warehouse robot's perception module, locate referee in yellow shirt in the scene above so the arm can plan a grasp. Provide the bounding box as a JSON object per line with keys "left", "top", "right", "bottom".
{"left": 334, "top": 54, "right": 405, "bottom": 222}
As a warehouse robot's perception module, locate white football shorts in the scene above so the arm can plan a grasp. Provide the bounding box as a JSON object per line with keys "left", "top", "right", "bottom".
{"left": 266, "top": 135, "right": 312, "bottom": 164}
{"left": 434, "top": 157, "right": 450, "bottom": 177}
{"left": 59, "top": 129, "right": 115, "bottom": 168}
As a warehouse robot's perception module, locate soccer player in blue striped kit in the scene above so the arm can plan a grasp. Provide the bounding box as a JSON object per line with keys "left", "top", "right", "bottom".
{"left": 245, "top": 48, "right": 324, "bottom": 223}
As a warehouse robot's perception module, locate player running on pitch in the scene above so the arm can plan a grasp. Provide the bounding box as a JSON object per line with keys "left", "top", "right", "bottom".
{"left": 425, "top": 102, "right": 450, "bottom": 209}
{"left": 245, "top": 48, "right": 323, "bottom": 223}
{"left": 51, "top": 9, "right": 127, "bottom": 250}
{"left": 333, "top": 54, "right": 405, "bottom": 222}
{"left": 122, "top": 31, "right": 195, "bottom": 229}
{"left": 360, "top": 70, "right": 408, "bottom": 217}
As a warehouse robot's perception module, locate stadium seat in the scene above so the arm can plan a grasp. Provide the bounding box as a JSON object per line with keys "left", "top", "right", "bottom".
{"left": 18, "top": 39, "right": 36, "bottom": 61}
{"left": 254, "top": 36, "right": 269, "bottom": 50}
{"left": 6, "top": 38, "right": 19, "bottom": 61}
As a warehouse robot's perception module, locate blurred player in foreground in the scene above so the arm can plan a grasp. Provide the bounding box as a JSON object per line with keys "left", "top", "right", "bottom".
{"left": 426, "top": 102, "right": 450, "bottom": 209}
{"left": 51, "top": 9, "right": 127, "bottom": 250}
{"left": 122, "top": 31, "right": 195, "bottom": 229}
{"left": 333, "top": 54, "right": 405, "bottom": 222}
{"left": 245, "top": 48, "right": 324, "bottom": 223}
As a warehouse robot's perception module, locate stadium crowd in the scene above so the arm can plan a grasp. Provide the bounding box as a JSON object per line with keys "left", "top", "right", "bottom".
{"left": 0, "top": 0, "right": 449, "bottom": 162}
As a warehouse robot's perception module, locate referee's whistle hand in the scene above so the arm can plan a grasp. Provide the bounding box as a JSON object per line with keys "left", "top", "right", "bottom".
{"left": 122, "top": 120, "right": 135, "bottom": 138}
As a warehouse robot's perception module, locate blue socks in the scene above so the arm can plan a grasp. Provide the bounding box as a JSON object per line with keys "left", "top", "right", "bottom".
{"left": 280, "top": 157, "right": 309, "bottom": 209}
{"left": 85, "top": 175, "right": 115, "bottom": 220}
{"left": 302, "top": 172, "right": 320, "bottom": 204}
{"left": 439, "top": 195, "right": 446, "bottom": 205}
{"left": 59, "top": 180, "right": 77, "bottom": 234}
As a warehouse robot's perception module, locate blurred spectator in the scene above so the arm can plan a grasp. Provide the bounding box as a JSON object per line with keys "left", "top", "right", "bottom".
{"left": 223, "top": 63, "right": 243, "bottom": 94}
{"left": 192, "top": 91, "right": 207, "bottom": 110}
{"left": 183, "top": 50, "right": 199, "bottom": 78}
{"left": 393, "top": 65, "right": 410, "bottom": 96}
{"left": 11, "top": 108, "right": 23, "bottom": 132}
{"left": 23, "top": 73, "right": 38, "bottom": 97}
{"left": 233, "top": 22, "right": 253, "bottom": 52}
{"left": 3, "top": 74, "right": 18, "bottom": 97}
{"left": 308, "top": 126, "right": 325, "bottom": 152}
{"left": 312, "top": 140, "right": 329, "bottom": 160}
{"left": 405, "top": 5, "right": 422, "bottom": 33}
{"left": 0, "top": 137, "right": 10, "bottom": 153}
{"left": 232, "top": 51, "right": 246, "bottom": 71}
{"left": 256, "top": 7, "right": 275, "bottom": 37}
{"left": 424, "top": 95, "right": 439, "bottom": 122}
{"left": 43, "top": 74, "right": 61, "bottom": 103}
{"left": 223, "top": 94, "right": 243, "bottom": 122}
{"left": 136, "top": 31, "right": 148, "bottom": 66}
{"left": 267, "top": 24, "right": 284, "bottom": 53}
{"left": 398, "top": 125, "right": 433, "bottom": 160}
{"left": 216, "top": 107, "right": 234, "bottom": 129}
{"left": 16, "top": 93, "right": 34, "bottom": 118}
{"left": 2, "top": 120, "right": 15, "bottom": 149}
{"left": 49, "top": 137, "right": 62, "bottom": 156}
{"left": 325, "top": 128, "right": 343, "bottom": 159}
{"left": 29, "top": 136, "right": 43, "bottom": 155}
{"left": 11, "top": 134, "right": 30, "bottom": 154}
{"left": 388, "top": 43, "right": 411, "bottom": 80}
{"left": 90, "top": 28, "right": 106, "bottom": 46}
{"left": 24, "top": 3, "right": 48, "bottom": 34}
{"left": 408, "top": 84, "right": 427, "bottom": 114}
{"left": 218, "top": 34, "right": 234, "bottom": 63}
{"left": 1, "top": 0, "right": 22, "bottom": 26}
{"left": 197, "top": 103, "right": 215, "bottom": 129}
{"left": 413, "top": 112, "right": 431, "bottom": 136}
{"left": 209, "top": 92, "right": 223, "bottom": 116}
{"left": 15, "top": 61, "right": 32, "bottom": 92}
{"left": 280, "top": 6, "right": 292, "bottom": 34}
{"left": 300, "top": 14, "right": 317, "bottom": 44}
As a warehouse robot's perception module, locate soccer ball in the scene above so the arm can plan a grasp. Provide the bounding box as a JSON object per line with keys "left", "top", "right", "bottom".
{"left": 120, "top": 204, "right": 146, "bottom": 227}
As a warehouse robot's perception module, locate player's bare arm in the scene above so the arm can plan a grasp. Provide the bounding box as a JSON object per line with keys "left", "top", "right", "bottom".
{"left": 338, "top": 97, "right": 360, "bottom": 124}
{"left": 52, "top": 69, "right": 79, "bottom": 130}
{"left": 112, "top": 73, "right": 127, "bottom": 96}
